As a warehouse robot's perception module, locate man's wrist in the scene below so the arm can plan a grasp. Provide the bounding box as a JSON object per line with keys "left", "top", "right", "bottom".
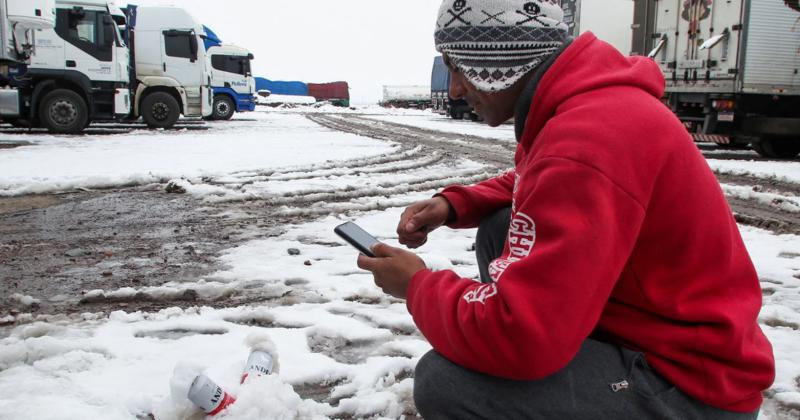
{"left": 433, "top": 194, "right": 457, "bottom": 224}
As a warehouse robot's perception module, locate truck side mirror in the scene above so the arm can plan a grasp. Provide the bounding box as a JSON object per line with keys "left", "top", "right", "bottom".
{"left": 189, "top": 35, "right": 198, "bottom": 63}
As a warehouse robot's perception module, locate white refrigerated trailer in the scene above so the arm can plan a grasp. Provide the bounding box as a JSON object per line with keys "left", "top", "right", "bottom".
{"left": 632, "top": 0, "right": 800, "bottom": 159}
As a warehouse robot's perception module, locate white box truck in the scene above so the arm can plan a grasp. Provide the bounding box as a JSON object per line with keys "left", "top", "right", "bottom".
{"left": 206, "top": 43, "right": 255, "bottom": 120}
{"left": 14, "top": 0, "right": 131, "bottom": 133}
{"left": 126, "top": 5, "right": 212, "bottom": 128}
{"left": 632, "top": 0, "right": 800, "bottom": 159}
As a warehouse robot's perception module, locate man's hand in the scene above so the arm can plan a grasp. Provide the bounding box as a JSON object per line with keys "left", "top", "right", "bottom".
{"left": 397, "top": 197, "right": 452, "bottom": 249}
{"left": 357, "top": 243, "right": 426, "bottom": 299}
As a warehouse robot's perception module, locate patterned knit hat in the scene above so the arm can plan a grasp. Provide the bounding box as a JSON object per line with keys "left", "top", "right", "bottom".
{"left": 435, "top": 0, "right": 569, "bottom": 92}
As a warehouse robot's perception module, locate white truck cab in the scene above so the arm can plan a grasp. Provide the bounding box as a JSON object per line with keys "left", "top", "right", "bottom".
{"left": 24, "top": 0, "right": 130, "bottom": 132}
{"left": 206, "top": 44, "right": 255, "bottom": 120}
{"left": 127, "top": 5, "right": 212, "bottom": 128}
{"left": 1, "top": 0, "right": 129, "bottom": 133}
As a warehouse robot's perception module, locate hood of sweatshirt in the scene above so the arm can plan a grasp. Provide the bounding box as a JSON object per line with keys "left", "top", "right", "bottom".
{"left": 514, "top": 32, "right": 665, "bottom": 150}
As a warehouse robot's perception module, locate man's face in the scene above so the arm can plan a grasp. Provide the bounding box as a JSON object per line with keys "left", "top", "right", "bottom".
{"left": 444, "top": 55, "right": 528, "bottom": 127}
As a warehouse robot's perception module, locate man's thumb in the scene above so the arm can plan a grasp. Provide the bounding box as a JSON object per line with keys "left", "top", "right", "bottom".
{"left": 371, "top": 242, "right": 399, "bottom": 258}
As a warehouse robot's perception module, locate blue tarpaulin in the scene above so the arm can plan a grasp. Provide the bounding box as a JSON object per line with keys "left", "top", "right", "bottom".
{"left": 255, "top": 77, "right": 309, "bottom": 96}
{"left": 203, "top": 25, "right": 222, "bottom": 50}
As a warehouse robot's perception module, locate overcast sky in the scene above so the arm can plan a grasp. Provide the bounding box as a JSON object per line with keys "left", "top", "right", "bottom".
{"left": 133, "top": 0, "right": 633, "bottom": 104}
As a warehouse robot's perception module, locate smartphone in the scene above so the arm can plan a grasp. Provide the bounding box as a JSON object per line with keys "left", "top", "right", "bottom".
{"left": 334, "top": 222, "right": 380, "bottom": 258}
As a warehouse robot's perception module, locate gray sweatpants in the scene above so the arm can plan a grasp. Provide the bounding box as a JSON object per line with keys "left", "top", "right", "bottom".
{"left": 413, "top": 208, "right": 759, "bottom": 419}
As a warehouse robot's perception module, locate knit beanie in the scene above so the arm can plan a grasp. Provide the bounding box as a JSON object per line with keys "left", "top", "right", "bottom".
{"left": 434, "top": 0, "right": 569, "bottom": 92}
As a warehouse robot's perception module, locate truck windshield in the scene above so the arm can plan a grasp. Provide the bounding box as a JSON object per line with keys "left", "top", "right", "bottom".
{"left": 212, "top": 55, "right": 251, "bottom": 76}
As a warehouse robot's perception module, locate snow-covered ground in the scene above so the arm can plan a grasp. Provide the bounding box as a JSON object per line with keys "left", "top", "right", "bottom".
{"left": 1, "top": 106, "right": 799, "bottom": 419}
{"left": 0, "top": 113, "right": 394, "bottom": 197}
{"left": 362, "top": 113, "right": 517, "bottom": 142}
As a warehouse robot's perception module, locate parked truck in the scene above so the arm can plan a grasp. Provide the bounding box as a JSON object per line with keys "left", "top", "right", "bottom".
{"left": 203, "top": 44, "right": 255, "bottom": 120}
{"left": 430, "top": 0, "right": 582, "bottom": 120}
{"left": 431, "top": 56, "right": 475, "bottom": 120}
{"left": 125, "top": 5, "right": 213, "bottom": 128}
{"left": 10, "top": 0, "right": 131, "bottom": 133}
{"left": 381, "top": 85, "right": 432, "bottom": 109}
{"left": 202, "top": 26, "right": 256, "bottom": 120}
{"left": 0, "top": 0, "right": 132, "bottom": 134}
{"left": 632, "top": 0, "right": 800, "bottom": 159}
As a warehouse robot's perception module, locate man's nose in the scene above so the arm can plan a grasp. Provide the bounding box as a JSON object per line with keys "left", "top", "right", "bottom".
{"left": 449, "top": 72, "right": 467, "bottom": 100}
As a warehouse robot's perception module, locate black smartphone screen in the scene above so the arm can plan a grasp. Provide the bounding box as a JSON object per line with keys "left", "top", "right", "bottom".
{"left": 334, "top": 222, "right": 380, "bottom": 257}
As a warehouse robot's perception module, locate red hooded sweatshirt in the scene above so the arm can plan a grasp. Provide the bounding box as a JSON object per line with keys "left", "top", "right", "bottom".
{"left": 406, "top": 32, "right": 774, "bottom": 413}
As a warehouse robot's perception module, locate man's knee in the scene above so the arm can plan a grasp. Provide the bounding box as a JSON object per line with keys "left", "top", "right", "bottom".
{"left": 476, "top": 207, "right": 511, "bottom": 282}
{"left": 413, "top": 351, "right": 454, "bottom": 418}
{"left": 476, "top": 207, "right": 511, "bottom": 251}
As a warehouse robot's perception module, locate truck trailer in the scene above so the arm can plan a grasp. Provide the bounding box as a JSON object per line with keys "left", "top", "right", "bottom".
{"left": 307, "top": 81, "right": 349, "bottom": 107}
{"left": 431, "top": 56, "right": 475, "bottom": 120}
{"left": 380, "top": 85, "right": 431, "bottom": 109}
{"left": 632, "top": 0, "right": 800, "bottom": 159}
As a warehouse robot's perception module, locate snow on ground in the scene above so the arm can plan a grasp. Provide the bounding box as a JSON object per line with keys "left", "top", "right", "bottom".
{"left": 709, "top": 159, "right": 800, "bottom": 184}
{"left": 2, "top": 199, "right": 799, "bottom": 419}
{"left": 0, "top": 200, "right": 477, "bottom": 419}
{"left": 0, "top": 112, "right": 395, "bottom": 197}
{"left": 1, "top": 108, "right": 799, "bottom": 419}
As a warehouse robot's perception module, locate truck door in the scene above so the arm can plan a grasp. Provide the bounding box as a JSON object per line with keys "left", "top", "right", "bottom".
{"left": 54, "top": 7, "right": 118, "bottom": 82}
{"left": 212, "top": 54, "right": 252, "bottom": 94}
{"left": 698, "top": 0, "right": 742, "bottom": 84}
{"left": 650, "top": 0, "right": 743, "bottom": 86}
{"left": 161, "top": 29, "right": 202, "bottom": 87}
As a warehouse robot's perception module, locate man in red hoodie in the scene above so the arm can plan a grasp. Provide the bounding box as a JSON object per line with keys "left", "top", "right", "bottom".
{"left": 357, "top": 0, "right": 775, "bottom": 418}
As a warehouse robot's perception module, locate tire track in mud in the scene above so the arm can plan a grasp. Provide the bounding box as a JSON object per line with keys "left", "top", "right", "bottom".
{"left": 307, "top": 114, "right": 515, "bottom": 169}
{"left": 311, "top": 114, "right": 800, "bottom": 236}
{"left": 4, "top": 113, "right": 798, "bottom": 317}
{"left": 714, "top": 174, "right": 800, "bottom": 235}
{"left": 716, "top": 173, "right": 800, "bottom": 197}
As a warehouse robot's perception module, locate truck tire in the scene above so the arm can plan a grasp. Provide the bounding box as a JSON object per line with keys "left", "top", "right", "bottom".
{"left": 142, "top": 92, "right": 180, "bottom": 129}
{"left": 752, "top": 137, "right": 800, "bottom": 160}
{"left": 212, "top": 95, "right": 235, "bottom": 121}
{"left": 38, "top": 89, "right": 89, "bottom": 134}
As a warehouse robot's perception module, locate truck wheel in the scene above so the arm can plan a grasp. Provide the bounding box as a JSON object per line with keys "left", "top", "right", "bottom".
{"left": 212, "top": 95, "right": 235, "bottom": 120}
{"left": 752, "top": 137, "right": 800, "bottom": 160}
{"left": 142, "top": 92, "right": 180, "bottom": 129}
{"left": 38, "top": 89, "right": 89, "bottom": 134}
